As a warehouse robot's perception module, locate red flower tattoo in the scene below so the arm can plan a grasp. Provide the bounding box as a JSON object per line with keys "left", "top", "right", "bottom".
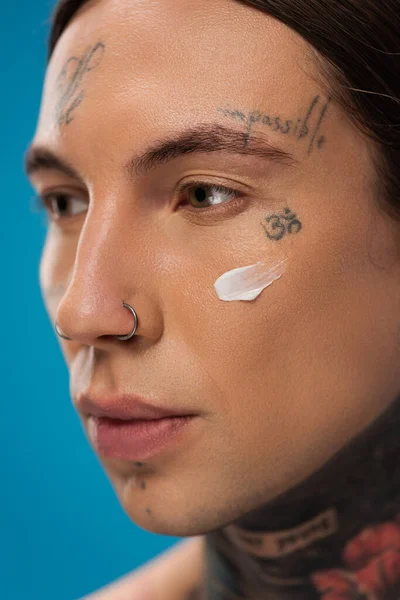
{"left": 311, "top": 513, "right": 400, "bottom": 599}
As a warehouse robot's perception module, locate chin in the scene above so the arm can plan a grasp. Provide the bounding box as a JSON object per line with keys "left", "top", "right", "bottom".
{"left": 119, "top": 501, "right": 212, "bottom": 537}
{"left": 118, "top": 491, "right": 255, "bottom": 538}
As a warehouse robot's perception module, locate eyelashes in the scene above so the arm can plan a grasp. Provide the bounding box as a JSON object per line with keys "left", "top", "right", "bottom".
{"left": 32, "top": 179, "right": 249, "bottom": 224}
{"left": 175, "top": 180, "right": 247, "bottom": 221}
{"left": 33, "top": 191, "right": 87, "bottom": 221}
{"left": 177, "top": 180, "right": 242, "bottom": 208}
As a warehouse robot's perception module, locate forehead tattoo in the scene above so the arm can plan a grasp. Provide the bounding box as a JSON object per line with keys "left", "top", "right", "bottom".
{"left": 218, "top": 94, "right": 332, "bottom": 155}
{"left": 54, "top": 40, "right": 106, "bottom": 127}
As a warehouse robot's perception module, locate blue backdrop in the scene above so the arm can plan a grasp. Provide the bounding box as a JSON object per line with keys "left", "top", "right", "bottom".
{"left": 1, "top": 2, "right": 180, "bottom": 598}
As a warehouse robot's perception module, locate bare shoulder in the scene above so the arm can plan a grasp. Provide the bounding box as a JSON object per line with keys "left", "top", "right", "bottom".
{"left": 79, "top": 536, "right": 205, "bottom": 600}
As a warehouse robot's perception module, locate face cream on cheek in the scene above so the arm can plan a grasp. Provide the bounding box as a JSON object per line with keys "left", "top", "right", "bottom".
{"left": 213, "top": 257, "right": 288, "bottom": 302}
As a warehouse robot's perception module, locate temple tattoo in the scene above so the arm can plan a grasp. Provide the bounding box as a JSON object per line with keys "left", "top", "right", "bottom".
{"left": 261, "top": 207, "right": 302, "bottom": 241}
{"left": 54, "top": 41, "right": 106, "bottom": 127}
{"left": 218, "top": 95, "right": 331, "bottom": 155}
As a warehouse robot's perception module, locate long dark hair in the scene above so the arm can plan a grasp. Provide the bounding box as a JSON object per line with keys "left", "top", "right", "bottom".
{"left": 47, "top": 0, "right": 400, "bottom": 224}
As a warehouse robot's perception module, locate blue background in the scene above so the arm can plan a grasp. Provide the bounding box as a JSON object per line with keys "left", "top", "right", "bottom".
{"left": 1, "top": 2, "right": 180, "bottom": 598}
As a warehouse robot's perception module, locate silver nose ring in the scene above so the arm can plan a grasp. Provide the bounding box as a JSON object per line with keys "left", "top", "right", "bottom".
{"left": 115, "top": 302, "right": 138, "bottom": 340}
{"left": 55, "top": 301, "right": 138, "bottom": 341}
{"left": 54, "top": 321, "right": 72, "bottom": 340}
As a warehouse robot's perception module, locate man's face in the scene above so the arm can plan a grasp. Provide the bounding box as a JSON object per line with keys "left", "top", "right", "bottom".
{"left": 28, "top": 0, "right": 400, "bottom": 536}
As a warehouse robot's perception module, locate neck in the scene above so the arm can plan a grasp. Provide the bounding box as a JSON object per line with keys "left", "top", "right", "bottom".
{"left": 198, "top": 393, "right": 400, "bottom": 600}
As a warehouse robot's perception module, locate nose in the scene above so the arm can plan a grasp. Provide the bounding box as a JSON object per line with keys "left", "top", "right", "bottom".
{"left": 55, "top": 301, "right": 138, "bottom": 341}
{"left": 53, "top": 206, "right": 162, "bottom": 347}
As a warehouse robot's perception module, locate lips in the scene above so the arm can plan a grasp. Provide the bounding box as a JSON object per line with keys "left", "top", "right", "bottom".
{"left": 87, "top": 413, "right": 197, "bottom": 461}
{"left": 77, "top": 391, "right": 196, "bottom": 421}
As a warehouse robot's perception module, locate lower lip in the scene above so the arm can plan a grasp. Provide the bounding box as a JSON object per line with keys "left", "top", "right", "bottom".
{"left": 87, "top": 415, "right": 196, "bottom": 461}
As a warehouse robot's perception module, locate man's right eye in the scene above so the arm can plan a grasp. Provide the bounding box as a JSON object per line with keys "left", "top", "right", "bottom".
{"left": 36, "top": 192, "right": 88, "bottom": 220}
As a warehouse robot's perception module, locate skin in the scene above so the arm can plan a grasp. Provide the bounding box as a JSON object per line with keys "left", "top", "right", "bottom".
{"left": 26, "top": 0, "right": 400, "bottom": 597}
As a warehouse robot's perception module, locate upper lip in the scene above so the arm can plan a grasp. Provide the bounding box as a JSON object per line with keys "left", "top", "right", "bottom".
{"left": 77, "top": 391, "right": 195, "bottom": 421}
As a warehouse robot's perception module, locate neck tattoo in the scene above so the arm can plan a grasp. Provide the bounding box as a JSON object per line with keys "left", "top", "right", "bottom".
{"left": 188, "top": 393, "right": 400, "bottom": 599}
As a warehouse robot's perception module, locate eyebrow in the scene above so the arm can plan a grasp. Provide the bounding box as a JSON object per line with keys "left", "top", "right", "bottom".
{"left": 24, "top": 123, "right": 298, "bottom": 180}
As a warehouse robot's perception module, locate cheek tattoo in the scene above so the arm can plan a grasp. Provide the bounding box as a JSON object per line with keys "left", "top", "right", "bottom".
{"left": 55, "top": 40, "right": 106, "bottom": 127}
{"left": 261, "top": 207, "right": 303, "bottom": 241}
{"left": 213, "top": 207, "right": 302, "bottom": 302}
{"left": 218, "top": 94, "right": 331, "bottom": 155}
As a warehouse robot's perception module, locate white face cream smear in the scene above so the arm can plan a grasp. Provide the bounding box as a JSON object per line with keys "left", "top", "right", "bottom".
{"left": 213, "top": 257, "right": 288, "bottom": 302}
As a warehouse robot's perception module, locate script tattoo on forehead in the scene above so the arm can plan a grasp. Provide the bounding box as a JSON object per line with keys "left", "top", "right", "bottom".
{"left": 54, "top": 41, "right": 106, "bottom": 127}
{"left": 218, "top": 95, "right": 331, "bottom": 155}
{"left": 261, "top": 207, "right": 302, "bottom": 242}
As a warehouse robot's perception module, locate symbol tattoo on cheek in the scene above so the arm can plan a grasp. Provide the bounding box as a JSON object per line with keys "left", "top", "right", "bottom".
{"left": 141, "top": 480, "right": 146, "bottom": 489}
{"left": 54, "top": 41, "right": 106, "bottom": 127}
{"left": 261, "top": 207, "right": 302, "bottom": 241}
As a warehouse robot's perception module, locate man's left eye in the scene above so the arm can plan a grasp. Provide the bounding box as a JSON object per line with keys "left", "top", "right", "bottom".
{"left": 182, "top": 182, "right": 241, "bottom": 209}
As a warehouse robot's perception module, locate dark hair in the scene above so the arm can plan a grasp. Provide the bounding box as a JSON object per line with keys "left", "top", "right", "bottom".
{"left": 47, "top": 0, "right": 400, "bottom": 225}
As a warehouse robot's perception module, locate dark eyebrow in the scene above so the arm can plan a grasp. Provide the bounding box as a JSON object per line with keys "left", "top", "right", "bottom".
{"left": 24, "top": 123, "right": 298, "bottom": 180}
{"left": 24, "top": 146, "right": 82, "bottom": 179}
{"left": 128, "top": 123, "right": 298, "bottom": 175}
